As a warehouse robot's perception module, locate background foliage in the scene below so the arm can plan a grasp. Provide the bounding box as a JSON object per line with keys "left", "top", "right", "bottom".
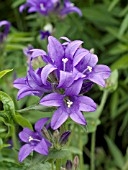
{"left": 0, "top": 0, "right": 128, "bottom": 169}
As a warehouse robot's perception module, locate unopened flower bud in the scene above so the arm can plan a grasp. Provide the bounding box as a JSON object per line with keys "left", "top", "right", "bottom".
{"left": 66, "top": 160, "right": 73, "bottom": 170}
{"left": 42, "top": 126, "right": 51, "bottom": 140}
{"left": 90, "top": 48, "right": 95, "bottom": 54}
{"left": 53, "top": 130, "right": 60, "bottom": 139}
{"left": 59, "top": 131, "right": 71, "bottom": 145}
{"left": 73, "top": 156, "right": 79, "bottom": 169}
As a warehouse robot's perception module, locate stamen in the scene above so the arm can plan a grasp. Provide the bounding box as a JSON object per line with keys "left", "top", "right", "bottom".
{"left": 67, "top": 101, "right": 73, "bottom": 108}
{"left": 62, "top": 58, "right": 68, "bottom": 63}
{"left": 28, "top": 136, "right": 40, "bottom": 142}
{"left": 40, "top": 3, "right": 45, "bottom": 11}
{"left": 29, "top": 136, "right": 33, "bottom": 142}
{"left": 62, "top": 58, "right": 68, "bottom": 71}
{"left": 83, "top": 66, "right": 92, "bottom": 74}
{"left": 87, "top": 66, "right": 92, "bottom": 72}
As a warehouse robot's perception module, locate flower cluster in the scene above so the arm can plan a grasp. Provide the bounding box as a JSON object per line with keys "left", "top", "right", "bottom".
{"left": 19, "top": 0, "right": 82, "bottom": 17}
{"left": 14, "top": 36, "right": 111, "bottom": 130}
{"left": 19, "top": 117, "right": 71, "bottom": 162}
{"left": 0, "top": 20, "right": 10, "bottom": 44}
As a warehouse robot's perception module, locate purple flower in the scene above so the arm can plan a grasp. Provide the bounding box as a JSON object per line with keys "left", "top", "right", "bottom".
{"left": 18, "top": 117, "right": 51, "bottom": 162}
{"left": 60, "top": 0, "right": 82, "bottom": 17}
{"left": 23, "top": 45, "right": 33, "bottom": 58}
{"left": 23, "top": 45, "right": 34, "bottom": 64}
{"left": 40, "top": 80, "right": 96, "bottom": 130}
{"left": 32, "top": 36, "right": 84, "bottom": 89}
{"left": 0, "top": 20, "right": 10, "bottom": 43}
{"left": 40, "top": 30, "right": 50, "bottom": 40}
{"left": 19, "top": 0, "right": 82, "bottom": 17}
{"left": 13, "top": 64, "right": 52, "bottom": 100}
{"left": 74, "top": 49, "right": 111, "bottom": 87}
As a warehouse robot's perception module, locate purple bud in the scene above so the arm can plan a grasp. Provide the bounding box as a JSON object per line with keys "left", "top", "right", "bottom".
{"left": 80, "top": 81, "right": 94, "bottom": 94}
{"left": 40, "top": 30, "right": 50, "bottom": 40}
{"left": 66, "top": 160, "right": 73, "bottom": 170}
{"left": 59, "top": 131, "right": 71, "bottom": 145}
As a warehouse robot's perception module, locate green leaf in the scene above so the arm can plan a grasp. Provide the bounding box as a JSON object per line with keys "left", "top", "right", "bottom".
{"left": 15, "top": 115, "right": 33, "bottom": 130}
{"left": 17, "top": 104, "right": 54, "bottom": 113}
{"left": 105, "top": 136, "right": 124, "bottom": 168}
{"left": 47, "top": 148, "right": 70, "bottom": 160}
{"left": 110, "top": 91, "right": 119, "bottom": 119}
{"left": 108, "top": 0, "right": 120, "bottom": 11}
{"left": 119, "top": 14, "right": 128, "bottom": 36}
{"left": 12, "top": 0, "right": 26, "bottom": 8}
{"left": 0, "top": 138, "right": 10, "bottom": 150}
{"left": 111, "top": 54, "right": 128, "bottom": 70}
{"left": 0, "top": 91, "right": 15, "bottom": 120}
{"left": 29, "top": 162, "right": 51, "bottom": 170}
{"left": 0, "top": 69, "right": 13, "bottom": 78}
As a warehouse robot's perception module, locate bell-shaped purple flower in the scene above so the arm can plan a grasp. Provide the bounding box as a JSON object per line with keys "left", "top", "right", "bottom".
{"left": 18, "top": 117, "right": 51, "bottom": 162}
{"left": 40, "top": 79, "right": 96, "bottom": 130}
{"left": 19, "top": 0, "right": 82, "bottom": 17}
{"left": 0, "top": 20, "right": 10, "bottom": 43}
{"left": 60, "top": 0, "right": 82, "bottom": 16}
{"left": 74, "top": 49, "right": 111, "bottom": 87}
{"left": 19, "top": 0, "right": 57, "bottom": 15}
{"left": 14, "top": 64, "right": 52, "bottom": 100}
{"left": 32, "top": 36, "right": 84, "bottom": 89}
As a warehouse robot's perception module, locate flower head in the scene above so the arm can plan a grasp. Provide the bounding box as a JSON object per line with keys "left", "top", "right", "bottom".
{"left": 18, "top": 117, "right": 51, "bottom": 162}
{"left": 40, "top": 79, "right": 96, "bottom": 130}
{"left": 19, "top": 0, "right": 82, "bottom": 17}
{"left": 74, "top": 49, "right": 111, "bottom": 87}
{"left": 14, "top": 36, "right": 111, "bottom": 130}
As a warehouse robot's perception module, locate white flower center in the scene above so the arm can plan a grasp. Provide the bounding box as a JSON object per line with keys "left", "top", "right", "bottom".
{"left": 62, "top": 58, "right": 68, "bottom": 63}
{"left": 83, "top": 65, "right": 93, "bottom": 74}
{"left": 62, "top": 58, "right": 68, "bottom": 71}
{"left": 40, "top": 3, "right": 45, "bottom": 11}
{"left": 67, "top": 101, "right": 73, "bottom": 108}
{"left": 28, "top": 136, "right": 40, "bottom": 142}
{"left": 87, "top": 66, "right": 92, "bottom": 72}
{"left": 29, "top": 136, "right": 33, "bottom": 142}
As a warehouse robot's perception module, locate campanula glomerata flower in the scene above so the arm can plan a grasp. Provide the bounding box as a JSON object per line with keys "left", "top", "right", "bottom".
{"left": 40, "top": 79, "right": 96, "bottom": 130}
{"left": 14, "top": 36, "right": 111, "bottom": 129}
{"left": 18, "top": 117, "right": 51, "bottom": 162}
{"left": 19, "top": 0, "right": 82, "bottom": 17}
{"left": 14, "top": 65, "right": 52, "bottom": 100}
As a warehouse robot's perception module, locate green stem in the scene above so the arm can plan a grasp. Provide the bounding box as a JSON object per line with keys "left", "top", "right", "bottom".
{"left": 12, "top": 125, "right": 17, "bottom": 149}
{"left": 90, "top": 90, "right": 108, "bottom": 170}
{"left": 96, "top": 90, "right": 109, "bottom": 118}
{"left": 52, "top": 160, "right": 54, "bottom": 170}
{"left": 56, "top": 159, "right": 61, "bottom": 170}
{"left": 91, "top": 132, "right": 96, "bottom": 170}
{"left": 79, "top": 133, "right": 84, "bottom": 170}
